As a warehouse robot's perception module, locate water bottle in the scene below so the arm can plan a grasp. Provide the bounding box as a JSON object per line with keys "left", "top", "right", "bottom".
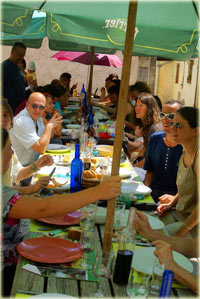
{"left": 113, "top": 208, "right": 136, "bottom": 284}
{"left": 159, "top": 270, "right": 174, "bottom": 298}
{"left": 70, "top": 144, "right": 83, "bottom": 193}
{"left": 81, "top": 84, "right": 86, "bottom": 96}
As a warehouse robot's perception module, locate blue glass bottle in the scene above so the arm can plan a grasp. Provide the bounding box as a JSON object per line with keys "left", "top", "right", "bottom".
{"left": 88, "top": 105, "right": 94, "bottom": 126}
{"left": 70, "top": 144, "right": 83, "bottom": 193}
{"left": 81, "top": 84, "right": 86, "bottom": 95}
{"left": 159, "top": 269, "right": 174, "bottom": 298}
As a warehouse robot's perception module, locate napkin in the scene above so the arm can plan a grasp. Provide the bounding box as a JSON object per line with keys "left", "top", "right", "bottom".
{"left": 22, "top": 264, "right": 41, "bottom": 275}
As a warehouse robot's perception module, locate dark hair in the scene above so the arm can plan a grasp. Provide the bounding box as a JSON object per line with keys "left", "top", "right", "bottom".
{"left": 51, "top": 79, "right": 60, "bottom": 86}
{"left": 112, "top": 79, "right": 121, "bottom": 87}
{"left": 12, "top": 42, "right": 26, "bottom": 51}
{"left": 21, "top": 58, "right": 26, "bottom": 69}
{"left": 108, "top": 85, "right": 120, "bottom": 95}
{"left": 56, "top": 85, "right": 67, "bottom": 97}
{"left": 105, "top": 77, "right": 112, "bottom": 82}
{"left": 60, "top": 73, "right": 71, "bottom": 80}
{"left": 1, "top": 100, "right": 13, "bottom": 127}
{"left": 1, "top": 127, "right": 9, "bottom": 149}
{"left": 108, "top": 73, "right": 119, "bottom": 80}
{"left": 129, "top": 81, "right": 151, "bottom": 93}
{"left": 165, "top": 99, "right": 184, "bottom": 109}
{"left": 42, "top": 84, "right": 59, "bottom": 98}
{"left": 176, "top": 106, "right": 199, "bottom": 128}
{"left": 153, "top": 95, "right": 162, "bottom": 111}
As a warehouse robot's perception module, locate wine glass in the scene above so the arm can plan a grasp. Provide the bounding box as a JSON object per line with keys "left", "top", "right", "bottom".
{"left": 93, "top": 251, "right": 113, "bottom": 297}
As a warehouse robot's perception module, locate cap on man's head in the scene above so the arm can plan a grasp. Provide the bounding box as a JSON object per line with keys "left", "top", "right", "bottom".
{"left": 28, "top": 61, "right": 36, "bottom": 71}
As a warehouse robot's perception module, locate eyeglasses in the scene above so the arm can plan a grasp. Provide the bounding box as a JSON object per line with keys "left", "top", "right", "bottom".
{"left": 160, "top": 112, "right": 175, "bottom": 120}
{"left": 170, "top": 122, "right": 182, "bottom": 129}
{"left": 31, "top": 104, "right": 45, "bottom": 110}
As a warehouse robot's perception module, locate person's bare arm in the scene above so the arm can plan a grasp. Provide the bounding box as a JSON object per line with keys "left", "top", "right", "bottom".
{"left": 13, "top": 176, "right": 50, "bottom": 194}
{"left": 143, "top": 171, "right": 155, "bottom": 187}
{"left": 9, "top": 176, "right": 121, "bottom": 219}
{"left": 176, "top": 205, "right": 199, "bottom": 237}
{"left": 135, "top": 211, "right": 198, "bottom": 257}
{"left": 152, "top": 240, "right": 198, "bottom": 294}
{"left": 16, "top": 155, "right": 53, "bottom": 182}
{"left": 32, "top": 114, "right": 63, "bottom": 154}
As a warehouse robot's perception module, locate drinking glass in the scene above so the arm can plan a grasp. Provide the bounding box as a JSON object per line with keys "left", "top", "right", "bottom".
{"left": 93, "top": 251, "right": 113, "bottom": 297}
{"left": 79, "top": 204, "right": 97, "bottom": 231}
{"left": 114, "top": 202, "right": 126, "bottom": 232}
{"left": 79, "top": 230, "right": 95, "bottom": 270}
{"left": 149, "top": 258, "right": 165, "bottom": 296}
{"left": 126, "top": 270, "right": 150, "bottom": 298}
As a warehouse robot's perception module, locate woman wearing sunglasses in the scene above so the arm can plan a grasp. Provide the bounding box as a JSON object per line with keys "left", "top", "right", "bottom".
{"left": 157, "top": 106, "right": 199, "bottom": 238}
{"left": 143, "top": 100, "right": 183, "bottom": 203}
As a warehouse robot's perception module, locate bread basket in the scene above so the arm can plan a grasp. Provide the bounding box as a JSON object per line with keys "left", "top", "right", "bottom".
{"left": 82, "top": 177, "right": 101, "bottom": 189}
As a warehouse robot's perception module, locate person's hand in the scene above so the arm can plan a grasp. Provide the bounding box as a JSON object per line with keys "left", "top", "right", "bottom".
{"left": 158, "top": 194, "right": 176, "bottom": 204}
{"left": 156, "top": 203, "right": 172, "bottom": 216}
{"left": 48, "top": 113, "right": 63, "bottom": 128}
{"left": 100, "top": 87, "right": 106, "bottom": 93}
{"left": 72, "top": 83, "right": 78, "bottom": 90}
{"left": 34, "top": 155, "right": 54, "bottom": 170}
{"left": 152, "top": 240, "right": 176, "bottom": 270}
{"left": 32, "top": 176, "right": 50, "bottom": 193}
{"left": 135, "top": 211, "right": 153, "bottom": 239}
{"left": 95, "top": 176, "right": 121, "bottom": 200}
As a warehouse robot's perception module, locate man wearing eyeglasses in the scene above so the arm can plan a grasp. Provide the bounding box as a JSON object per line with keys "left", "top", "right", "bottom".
{"left": 143, "top": 100, "right": 184, "bottom": 203}
{"left": 2, "top": 42, "right": 27, "bottom": 113}
{"left": 9, "top": 92, "right": 62, "bottom": 168}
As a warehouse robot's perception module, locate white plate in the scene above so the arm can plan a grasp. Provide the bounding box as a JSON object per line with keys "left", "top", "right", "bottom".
{"left": 66, "top": 124, "right": 81, "bottom": 129}
{"left": 121, "top": 181, "right": 152, "bottom": 195}
{"left": 132, "top": 247, "right": 193, "bottom": 275}
{"left": 31, "top": 294, "right": 76, "bottom": 298}
{"left": 47, "top": 144, "right": 70, "bottom": 150}
{"left": 53, "top": 155, "right": 72, "bottom": 166}
{"left": 62, "top": 119, "right": 73, "bottom": 124}
{"left": 46, "top": 177, "right": 70, "bottom": 191}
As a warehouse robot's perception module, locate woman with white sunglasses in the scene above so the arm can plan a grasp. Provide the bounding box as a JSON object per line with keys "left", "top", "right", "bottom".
{"left": 157, "top": 106, "right": 199, "bottom": 238}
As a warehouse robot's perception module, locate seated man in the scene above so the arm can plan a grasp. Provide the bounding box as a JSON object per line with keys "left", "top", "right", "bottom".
{"left": 143, "top": 100, "right": 183, "bottom": 202}
{"left": 9, "top": 92, "right": 62, "bottom": 167}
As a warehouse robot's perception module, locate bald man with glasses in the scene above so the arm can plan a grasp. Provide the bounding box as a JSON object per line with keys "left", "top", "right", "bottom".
{"left": 2, "top": 42, "right": 27, "bottom": 112}
{"left": 143, "top": 100, "right": 184, "bottom": 203}
{"left": 9, "top": 92, "right": 62, "bottom": 168}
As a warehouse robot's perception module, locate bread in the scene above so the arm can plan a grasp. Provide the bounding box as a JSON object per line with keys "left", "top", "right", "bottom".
{"left": 68, "top": 227, "right": 82, "bottom": 241}
{"left": 91, "top": 158, "right": 98, "bottom": 170}
{"left": 83, "top": 170, "right": 96, "bottom": 179}
{"left": 63, "top": 154, "right": 71, "bottom": 163}
{"left": 82, "top": 170, "right": 102, "bottom": 181}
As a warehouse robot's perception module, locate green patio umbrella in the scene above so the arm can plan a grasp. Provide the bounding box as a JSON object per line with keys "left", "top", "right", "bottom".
{"left": 1, "top": 0, "right": 199, "bottom": 60}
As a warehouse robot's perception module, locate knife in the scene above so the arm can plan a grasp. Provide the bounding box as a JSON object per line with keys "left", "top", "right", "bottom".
{"left": 39, "top": 167, "right": 56, "bottom": 195}
{"left": 49, "top": 166, "right": 56, "bottom": 178}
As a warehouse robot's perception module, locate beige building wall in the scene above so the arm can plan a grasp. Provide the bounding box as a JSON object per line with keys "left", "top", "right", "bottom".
{"left": 0, "top": 37, "right": 139, "bottom": 95}
{"left": 155, "top": 58, "right": 199, "bottom": 106}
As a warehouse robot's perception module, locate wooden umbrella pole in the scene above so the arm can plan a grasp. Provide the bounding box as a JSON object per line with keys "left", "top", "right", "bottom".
{"left": 103, "top": 0, "right": 138, "bottom": 252}
{"left": 87, "top": 46, "right": 95, "bottom": 108}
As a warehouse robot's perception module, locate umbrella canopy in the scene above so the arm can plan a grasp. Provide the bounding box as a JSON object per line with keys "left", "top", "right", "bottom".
{"left": 51, "top": 51, "right": 123, "bottom": 68}
{"left": 1, "top": 0, "right": 199, "bottom": 60}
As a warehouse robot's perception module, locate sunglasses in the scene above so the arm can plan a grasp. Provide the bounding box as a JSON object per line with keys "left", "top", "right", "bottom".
{"left": 160, "top": 112, "right": 175, "bottom": 120}
{"left": 170, "top": 122, "right": 182, "bottom": 129}
{"left": 31, "top": 103, "right": 45, "bottom": 110}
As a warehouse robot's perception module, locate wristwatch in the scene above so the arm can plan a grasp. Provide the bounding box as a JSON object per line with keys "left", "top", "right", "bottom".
{"left": 30, "top": 162, "right": 38, "bottom": 173}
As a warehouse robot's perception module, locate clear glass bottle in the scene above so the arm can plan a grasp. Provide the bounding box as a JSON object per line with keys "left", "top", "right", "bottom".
{"left": 70, "top": 144, "right": 83, "bottom": 193}
{"left": 113, "top": 208, "right": 137, "bottom": 285}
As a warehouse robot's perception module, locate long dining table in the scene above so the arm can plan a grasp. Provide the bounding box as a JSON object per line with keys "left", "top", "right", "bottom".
{"left": 10, "top": 153, "right": 198, "bottom": 298}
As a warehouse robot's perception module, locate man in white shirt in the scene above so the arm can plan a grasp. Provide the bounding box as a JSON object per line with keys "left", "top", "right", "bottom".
{"left": 10, "top": 92, "right": 62, "bottom": 166}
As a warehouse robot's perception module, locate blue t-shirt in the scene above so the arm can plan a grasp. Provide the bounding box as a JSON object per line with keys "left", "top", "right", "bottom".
{"left": 54, "top": 101, "right": 63, "bottom": 116}
{"left": 144, "top": 131, "right": 182, "bottom": 193}
{"left": 2, "top": 59, "right": 25, "bottom": 112}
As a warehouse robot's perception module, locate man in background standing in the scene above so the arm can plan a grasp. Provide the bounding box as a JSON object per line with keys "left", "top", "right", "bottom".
{"left": 2, "top": 42, "right": 26, "bottom": 112}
